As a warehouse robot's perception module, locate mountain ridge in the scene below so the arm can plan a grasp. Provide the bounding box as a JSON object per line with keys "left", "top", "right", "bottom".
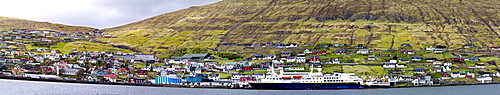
{"left": 0, "top": 16, "right": 97, "bottom": 32}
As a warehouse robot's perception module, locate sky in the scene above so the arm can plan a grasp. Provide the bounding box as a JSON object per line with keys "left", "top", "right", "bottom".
{"left": 0, "top": 0, "right": 222, "bottom": 29}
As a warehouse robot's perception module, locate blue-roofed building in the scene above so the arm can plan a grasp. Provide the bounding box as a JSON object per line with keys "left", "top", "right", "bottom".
{"left": 413, "top": 68, "right": 425, "bottom": 74}
{"left": 155, "top": 77, "right": 182, "bottom": 84}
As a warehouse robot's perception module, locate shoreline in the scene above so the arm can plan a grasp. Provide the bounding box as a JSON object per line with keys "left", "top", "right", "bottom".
{"left": 0, "top": 76, "right": 230, "bottom": 89}
{"left": 2, "top": 76, "right": 500, "bottom": 90}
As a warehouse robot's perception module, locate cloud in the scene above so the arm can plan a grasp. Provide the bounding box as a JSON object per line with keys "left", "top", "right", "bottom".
{"left": 0, "top": 0, "right": 222, "bottom": 29}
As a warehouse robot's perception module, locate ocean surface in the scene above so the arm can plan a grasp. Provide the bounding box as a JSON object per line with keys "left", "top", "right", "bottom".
{"left": 1, "top": 79, "right": 499, "bottom": 95}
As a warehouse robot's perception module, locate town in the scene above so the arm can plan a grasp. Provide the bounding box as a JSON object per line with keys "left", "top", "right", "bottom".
{"left": 0, "top": 29, "right": 500, "bottom": 88}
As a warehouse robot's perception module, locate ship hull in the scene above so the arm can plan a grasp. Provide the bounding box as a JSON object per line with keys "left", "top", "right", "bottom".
{"left": 248, "top": 82, "right": 364, "bottom": 90}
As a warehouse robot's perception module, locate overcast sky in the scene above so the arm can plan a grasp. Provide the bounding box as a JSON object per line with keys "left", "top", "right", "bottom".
{"left": 0, "top": 0, "right": 222, "bottom": 29}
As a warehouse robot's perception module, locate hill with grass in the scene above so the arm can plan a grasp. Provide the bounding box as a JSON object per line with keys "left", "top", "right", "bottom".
{"left": 98, "top": 0, "right": 500, "bottom": 57}
{"left": 0, "top": 16, "right": 96, "bottom": 32}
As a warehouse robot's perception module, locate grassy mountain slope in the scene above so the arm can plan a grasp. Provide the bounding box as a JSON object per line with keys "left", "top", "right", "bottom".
{"left": 0, "top": 16, "right": 96, "bottom": 32}
{"left": 99, "top": 0, "right": 500, "bottom": 56}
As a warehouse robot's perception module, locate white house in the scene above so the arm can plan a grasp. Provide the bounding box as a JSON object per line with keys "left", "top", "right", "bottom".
{"left": 367, "top": 55, "right": 375, "bottom": 60}
{"left": 443, "top": 62, "right": 452, "bottom": 66}
{"left": 286, "top": 56, "right": 296, "bottom": 62}
{"left": 208, "top": 74, "right": 221, "bottom": 81}
{"left": 433, "top": 49, "right": 444, "bottom": 53}
{"left": 442, "top": 66, "right": 452, "bottom": 72}
{"left": 477, "top": 77, "right": 492, "bottom": 83}
{"left": 168, "top": 59, "right": 184, "bottom": 64}
{"left": 433, "top": 61, "right": 442, "bottom": 67}
{"left": 425, "top": 46, "right": 436, "bottom": 51}
{"left": 383, "top": 63, "right": 396, "bottom": 68}
{"left": 396, "top": 64, "right": 407, "bottom": 68}
{"left": 332, "top": 58, "right": 341, "bottom": 64}
{"left": 285, "top": 43, "right": 298, "bottom": 48}
{"left": 265, "top": 55, "right": 276, "bottom": 60}
{"left": 303, "top": 49, "right": 312, "bottom": 54}
{"left": 356, "top": 49, "right": 369, "bottom": 54}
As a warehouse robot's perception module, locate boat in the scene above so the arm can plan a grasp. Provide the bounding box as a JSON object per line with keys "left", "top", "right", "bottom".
{"left": 248, "top": 65, "right": 364, "bottom": 90}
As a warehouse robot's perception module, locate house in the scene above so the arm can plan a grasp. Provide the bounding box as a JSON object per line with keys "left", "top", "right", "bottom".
{"left": 127, "top": 77, "right": 146, "bottom": 83}
{"left": 333, "top": 44, "right": 345, "bottom": 47}
{"left": 286, "top": 56, "right": 296, "bottom": 62}
{"left": 104, "top": 74, "right": 117, "bottom": 82}
{"left": 317, "top": 44, "right": 329, "bottom": 48}
{"left": 64, "top": 38, "right": 72, "bottom": 41}
{"left": 335, "top": 49, "right": 348, "bottom": 55}
{"left": 367, "top": 55, "right": 375, "bottom": 60}
{"left": 275, "top": 43, "right": 285, "bottom": 48}
{"left": 413, "top": 68, "right": 425, "bottom": 74}
{"left": 0, "top": 65, "right": 9, "bottom": 71}
{"left": 433, "top": 49, "right": 444, "bottom": 53}
{"left": 303, "top": 43, "right": 314, "bottom": 46}
{"left": 383, "top": 63, "right": 396, "bottom": 68}
{"left": 285, "top": 43, "right": 298, "bottom": 48}
{"left": 491, "top": 47, "right": 500, "bottom": 50}
{"left": 231, "top": 74, "right": 249, "bottom": 80}
{"left": 356, "top": 49, "right": 369, "bottom": 54}
{"left": 312, "top": 50, "right": 328, "bottom": 55}
{"left": 251, "top": 55, "right": 264, "bottom": 60}
{"left": 459, "top": 54, "right": 469, "bottom": 57}
{"left": 401, "top": 44, "right": 411, "bottom": 47}
{"left": 477, "top": 77, "right": 493, "bottom": 83}
{"left": 469, "top": 57, "right": 479, "bottom": 62}
{"left": 208, "top": 74, "right": 220, "bottom": 81}
{"left": 474, "top": 63, "right": 487, "bottom": 68}
{"left": 242, "top": 66, "right": 253, "bottom": 71}
{"left": 296, "top": 54, "right": 306, "bottom": 63}
{"left": 467, "top": 71, "right": 475, "bottom": 77}
{"left": 264, "top": 54, "right": 276, "bottom": 60}
{"left": 443, "top": 62, "right": 452, "bottom": 66}
{"left": 441, "top": 72, "right": 451, "bottom": 79}
{"left": 332, "top": 58, "right": 341, "bottom": 64}
{"left": 431, "top": 67, "right": 442, "bottom": 73}
{"left": 60, "top": 68, "right": 80, "bottom": 75}
{"left": 137, "top": 70, "right": 148, "bottom": 77}
{"left": 280, "top": 51, "right": 293, "bottom": 57}
{"left": 425, "top": 58, "right": 437, "bottom": 62}
{"left": 399, "top": 59, "right": 409, "bottom": 63}
{"left": 355, "top": 44, "right": 364, "bottom": 49}
{"left": 379, "top": 54, "right": 391, "bottom": 57}
{"left": 180, "top": 53, "right": 210, "bottom": 60}
{"left": 134, "top": 53, "right": 155, "bottom": 61}
{"left": 450, "top": 57, "right": 463, "bottom": 63}
{"left": 453, "top": 71, "right": 467, "bottom": 78}
{"left": 396, "top": 64, "right": 407, "bottom": 68}
{"left": 403, "top": 50, "right": 416, "bottom": 55}
{"left": 303, "top": 49, "right": 312, "bottom": 54}
{"left": 309, "top": 56, "right": 320, "bottom": 63}
{"left": 411, "top": 56, "right": 422, "bottom": 61}
{"left": 433, "top": 61, "right": 442, "bottom": 67}
{"left": 383, "top": 63, "right": 406, "bottom": 68}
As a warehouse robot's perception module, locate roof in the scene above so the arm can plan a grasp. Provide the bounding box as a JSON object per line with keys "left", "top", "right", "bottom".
{"left": 182, "top": 53, "right": 209, "bottom": 58}
{"left": 384, "top": 63, "right": 396, "bottom": 65}
{"left": 459, "top": 71, "right": 466, "bottom": 73}
{"left": 266, "top": 54, "right": 275, "bottom": 56}
{"left": 414, "top": 68, "right": 425, "bottom": 70}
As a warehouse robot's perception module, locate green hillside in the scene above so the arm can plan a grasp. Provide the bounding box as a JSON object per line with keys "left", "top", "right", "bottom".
{"left": 99, "top": 0, "right": 500, "bottom": 57}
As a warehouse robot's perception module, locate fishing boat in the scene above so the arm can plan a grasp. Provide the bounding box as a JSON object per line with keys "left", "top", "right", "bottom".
{"left": 248, "top": 65, "right": 364, "bottom": 90}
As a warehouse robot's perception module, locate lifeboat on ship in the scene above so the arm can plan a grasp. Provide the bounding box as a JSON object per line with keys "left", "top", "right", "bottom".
{"left": 282, "top": 76, "right": 292, "bottom": 79}
{"left": 293, "top": 76, "right": 303, "bottom": 78}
